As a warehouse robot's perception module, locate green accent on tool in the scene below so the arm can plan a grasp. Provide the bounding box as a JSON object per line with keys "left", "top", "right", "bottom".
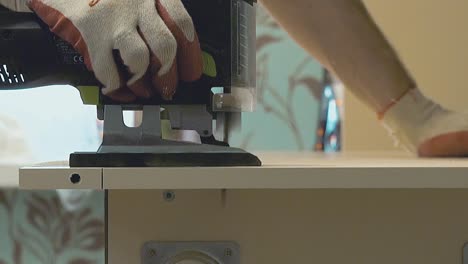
{"left": 77, "top": 86, "right": 100, "bottom": 105}
{"left": 202, "top": 51, "right": 217, "bottom": 78}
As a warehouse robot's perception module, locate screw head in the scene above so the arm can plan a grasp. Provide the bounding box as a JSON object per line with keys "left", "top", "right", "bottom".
{"left": 70, "top": 173, "right": 81, "bottom": 184}
{"left": 224, "top": 248, "right": 233, "bottom": 257}
{"left": 148, "top": 249, "right": 157, "bottom": 257}
{"left": 163, "top": 190, "right": 175, "bottom": 202}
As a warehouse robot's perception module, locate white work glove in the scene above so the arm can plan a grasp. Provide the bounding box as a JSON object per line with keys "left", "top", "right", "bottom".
{"left": 28, "top": 0, "right": 203, "bottom": 101}
{"left": 382, "top": 89, "right": 468, "bottom": 157}
{"left": 0, "top": 0, "right": 28, "bottom": 12}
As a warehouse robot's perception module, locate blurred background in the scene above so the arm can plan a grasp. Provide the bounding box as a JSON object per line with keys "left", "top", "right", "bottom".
{"left": 1, "top": 0, "right": 467, "bottom": 263}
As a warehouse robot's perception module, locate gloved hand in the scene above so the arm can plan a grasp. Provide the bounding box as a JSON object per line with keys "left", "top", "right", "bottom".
{"left": 28, "top": 0, "right": 203, "bottom": 101}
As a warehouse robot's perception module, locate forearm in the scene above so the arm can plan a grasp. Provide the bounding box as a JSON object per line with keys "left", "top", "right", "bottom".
{"left": 259, "top": 0, "right": 416, "bottom": 113}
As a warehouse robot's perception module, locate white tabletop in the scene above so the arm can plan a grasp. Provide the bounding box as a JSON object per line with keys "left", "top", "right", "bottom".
{"left": 0, "top": 165, "right": 20, "bottom": 188}
{"left": 15, "top": 151, "right": 468, "bottom": 190}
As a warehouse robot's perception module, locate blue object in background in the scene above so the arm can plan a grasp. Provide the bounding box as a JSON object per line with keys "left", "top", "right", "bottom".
{"left": 315, "top": 70, "right": 342, "bottom": 152}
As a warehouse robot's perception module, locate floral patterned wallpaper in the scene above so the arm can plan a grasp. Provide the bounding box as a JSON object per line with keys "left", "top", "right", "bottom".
{"left": 0, "top": 4, "right": 325, "bottom": 264}
{"left": 0, "top": 190, "right": 105, "bottom": 264}
{"left": 229, "top": 6, "right": 324, "bottom": 151}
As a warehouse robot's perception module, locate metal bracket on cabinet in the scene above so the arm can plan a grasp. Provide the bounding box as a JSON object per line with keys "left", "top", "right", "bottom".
{"left": 141, "top": 241, "right": 240, "bottom": 264}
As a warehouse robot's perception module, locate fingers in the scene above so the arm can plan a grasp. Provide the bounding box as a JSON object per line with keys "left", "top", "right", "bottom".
{"left": 105, "top": 88, "right": 137, "bottom": 102}
{"left": 31, "top": 0, "right": 201, "bottom": 102}
{"left": 139, "top": 1, "right": 178, "bottom": 100}
{"left": 29, "top": 0, "right": 142, "bottom": 102}
{"left": 114, "top": 31, "right": 153, "bottom": 98}
{"left": 93, "top": 49, "right": 123, "bottom": 96}
{"left": 149, "top": 53, "right": 179, "bottom": 100}
{"left": 158, "top": 0, "right": 195, "bottom": 41}
{"left": 157, "top": 0, "right": 203, "bottom": 82}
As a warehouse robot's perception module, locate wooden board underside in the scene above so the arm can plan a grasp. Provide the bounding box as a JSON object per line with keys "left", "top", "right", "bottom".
{"left": 108, "top": 189, "right": 468, "bottom": 264}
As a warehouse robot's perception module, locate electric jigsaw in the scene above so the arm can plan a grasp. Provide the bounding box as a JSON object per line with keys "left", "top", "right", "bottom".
{"left": 0, "top": 0, "right": 261, "bottom": 167}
